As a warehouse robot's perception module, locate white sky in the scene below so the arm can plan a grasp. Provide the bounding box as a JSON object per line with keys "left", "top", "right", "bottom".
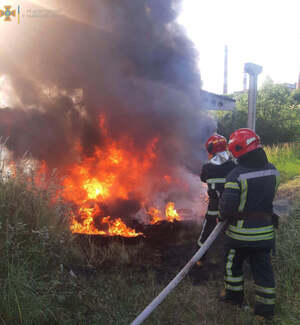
{"left": 178, "top": 0, "right": 300, "bottom": 94}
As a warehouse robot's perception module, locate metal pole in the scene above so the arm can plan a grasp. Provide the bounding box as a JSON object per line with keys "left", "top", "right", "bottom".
{"left": 130, "top": 221, "right": 226, "bottom": 325}
{"left": 243, "top": 72, "right": 247, "bottom": 92}
{"left": 247, "top": 74, "right": 258, "bottom": 131}
{"left": 223, "top": 45, "right": 228, "bottom": 95}
{"left": 244, "top": 63, "right": 262, "bottom": 131}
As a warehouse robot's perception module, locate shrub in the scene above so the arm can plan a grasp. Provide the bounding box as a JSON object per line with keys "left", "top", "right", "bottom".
{"left": 217, "top": 80, "right": 300, "bottom": 145}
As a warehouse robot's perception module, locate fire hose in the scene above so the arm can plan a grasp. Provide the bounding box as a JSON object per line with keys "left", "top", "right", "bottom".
{"left": 130, "top": 221, "right": 226, "bottom": 325}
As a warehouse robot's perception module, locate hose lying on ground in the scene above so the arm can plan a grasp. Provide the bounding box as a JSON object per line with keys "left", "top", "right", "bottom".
{"left": 130, "top": 221, "right": 226, "bottom": 325}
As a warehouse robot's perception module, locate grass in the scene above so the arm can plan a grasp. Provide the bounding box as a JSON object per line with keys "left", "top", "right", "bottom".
{"left": 273, "top": 203, "right": 300, "bottom": 324}
{"left": 0, "top": 143, "right": 299, "bottom": 324}
{"left": 265, "top": 143, "right": 300, "bottom": 183}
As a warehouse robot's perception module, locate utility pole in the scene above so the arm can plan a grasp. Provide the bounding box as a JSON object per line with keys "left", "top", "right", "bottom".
{"left": 244, "top": 63, "right": 262, "bottom": 131}
{"left": 243, "top": 72, "right": 248, "bottom": 91}
{"left": 297, "top": 35, "right": 300, "bottom": 89}
{"left": 223, "top": 45, "right": 228, "bottom": 95}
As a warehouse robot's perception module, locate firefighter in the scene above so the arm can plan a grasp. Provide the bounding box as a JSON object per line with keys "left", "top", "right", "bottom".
{"left": 196, "top": 133, "right": 236, "bottom": 266}
{"left": 219, "top": 128, "right": 280, "bottom": 320}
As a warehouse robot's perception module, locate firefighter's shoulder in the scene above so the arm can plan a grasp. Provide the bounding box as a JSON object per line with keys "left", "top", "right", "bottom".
{"left": 200, "top": 162, "right": 211, "bottom": 182}
{"left": 225, "top": 164, "right": 242, "bottom": 182}
{"left": 223, "top": 159, "right": 236, "bottom": 173}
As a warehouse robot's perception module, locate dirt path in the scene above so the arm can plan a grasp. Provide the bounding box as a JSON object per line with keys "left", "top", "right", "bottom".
{"left": 273, "top": 176, "right": 300, "bottom": 217}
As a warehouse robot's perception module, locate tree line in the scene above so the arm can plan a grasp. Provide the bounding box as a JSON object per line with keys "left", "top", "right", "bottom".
{"left": 217, "top": 78, "right": 300, "bottom": 145}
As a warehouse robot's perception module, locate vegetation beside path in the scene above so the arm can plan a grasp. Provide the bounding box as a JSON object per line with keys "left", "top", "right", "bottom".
{"left": 265, "top": 143, "right": 300, "bottom": 183}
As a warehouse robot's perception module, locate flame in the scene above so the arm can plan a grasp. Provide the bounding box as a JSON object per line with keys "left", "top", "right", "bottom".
{"left": 2, "top": 114, "right": 186, "bottom": 238}
{"left": 148, "top": 207, "right": 163, "bottom": 224}
{"left": 83, "top": 177, "right": 112, "bottom": 200}
{"left": 70, "top": 206, "right": 142, "bottom": 237}
{"left": 165, "top": 202, "right": 181, "bottom": 222}
{"left": 60, "top": 116, "right": 160, "bottom": 237}
{"left": 148, "top": 201, "right": 181, "bottom": 224}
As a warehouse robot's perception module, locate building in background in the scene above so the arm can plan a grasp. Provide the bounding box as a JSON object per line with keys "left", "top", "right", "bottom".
{"left": 280, "top": 83, "right": 297, "bottom": 90}
{"left": 201, "top": 90, "right": 235, "bottom": 111}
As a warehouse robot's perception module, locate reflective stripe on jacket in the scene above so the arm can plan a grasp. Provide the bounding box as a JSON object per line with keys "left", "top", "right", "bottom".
{"left": 220, "top": 160, "right": 279, "bottom": 247}
{"left": 200, "top": 160, "right": 236, "bottom": 212}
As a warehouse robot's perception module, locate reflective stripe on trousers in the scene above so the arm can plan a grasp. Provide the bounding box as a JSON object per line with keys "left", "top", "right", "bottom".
{"left": 255, "top": 284, "right": 275, "bottom": 306}
{"left": 224, "top": 245, "right": 275, "bottom": 317}
{"left": 224, "top": 249, "right": 244, "bottom": 293}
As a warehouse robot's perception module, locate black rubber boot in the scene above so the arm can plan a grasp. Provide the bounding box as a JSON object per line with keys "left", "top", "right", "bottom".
{"left": 219, "top": 290, "right": 244, "bottom": 307}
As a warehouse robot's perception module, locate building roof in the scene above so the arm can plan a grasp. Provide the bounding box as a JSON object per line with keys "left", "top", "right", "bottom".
{"left": 200, "top": 89, "right": 236, "bottom": 111}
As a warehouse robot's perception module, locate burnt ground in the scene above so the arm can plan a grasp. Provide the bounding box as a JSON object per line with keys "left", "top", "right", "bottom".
{"left": 73, "top": 220, "right": 227, "bottom": 285}
{"left": 69, "top": 187, "right": 294, "bottom": 300}
{"left": 142, "top": 220, "right": 226, "bottom": 284}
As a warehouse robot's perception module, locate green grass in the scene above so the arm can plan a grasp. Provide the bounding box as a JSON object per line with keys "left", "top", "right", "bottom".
{"left": 273, "top": 203, "right": 300, "bottom": 324}
{"left": 265, "top": 143, "right": 300, "bottom": 183}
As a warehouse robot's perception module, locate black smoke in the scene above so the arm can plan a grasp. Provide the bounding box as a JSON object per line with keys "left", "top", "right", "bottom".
{"left": 0, "top": 0, "right": 214, "bottom": 222}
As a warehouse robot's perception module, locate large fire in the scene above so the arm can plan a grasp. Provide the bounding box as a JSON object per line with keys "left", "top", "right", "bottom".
{"left": 59, "top": 117, "right": 182, "bottom": 237}
{"left": 1, "top": 116, "right": 184, "bottom": 237}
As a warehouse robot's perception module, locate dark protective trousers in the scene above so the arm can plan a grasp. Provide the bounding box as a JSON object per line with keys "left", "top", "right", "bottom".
{"left": 224, "top": 245, "right": 275, "bottom": 317}
{"left": 198, "top": 214, "right": 217, "bottom": 245}
{"left": 197, "top": 214, "right": 217, "bottom": 262}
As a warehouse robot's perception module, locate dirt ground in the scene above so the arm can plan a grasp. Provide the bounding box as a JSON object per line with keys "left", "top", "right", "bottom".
{"left": 73, "top": 219, "right": 224, "bottom": 283}
{"left": 274, "top": 176, "right": 300, "bottom": 217}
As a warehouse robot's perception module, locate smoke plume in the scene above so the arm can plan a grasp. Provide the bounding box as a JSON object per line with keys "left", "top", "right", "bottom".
{"left": 0, "top": 0, "right": 215, "bottom": 224}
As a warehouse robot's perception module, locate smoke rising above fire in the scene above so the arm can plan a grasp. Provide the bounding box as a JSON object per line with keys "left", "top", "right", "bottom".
{"left": 0, "top": 0, "right": 215, "bottom": 231}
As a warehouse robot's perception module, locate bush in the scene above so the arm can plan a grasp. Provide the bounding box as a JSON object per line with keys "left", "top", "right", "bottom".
{"left": 217, "top": 80, "right": 300, "bottom": 145}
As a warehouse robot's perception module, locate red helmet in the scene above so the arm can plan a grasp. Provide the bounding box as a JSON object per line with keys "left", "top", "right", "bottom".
{"left": 205, "top": 134, "right": 227, "bottom": 156}
{"left": 228, "top": 128, "right": 261, "bottom": 158}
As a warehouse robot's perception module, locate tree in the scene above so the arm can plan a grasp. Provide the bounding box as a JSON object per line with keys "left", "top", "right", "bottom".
{"left": 291, "top": 89, "right": 300, "bottom": 104}
{"left": 217, "top": 79, "right": 300, "bottom": 144}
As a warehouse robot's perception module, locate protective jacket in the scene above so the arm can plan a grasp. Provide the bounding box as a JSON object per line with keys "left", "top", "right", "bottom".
{"left": 198, "top": 157, "right": 235, "bottom": 245}
{"left": 201, "top": 159, "right": 236, "bottom": 215}
{"left": 219, "top": 148, "right": 280, "bottom": 318}
{"left": 219, "top": 148, "right": 280, "bottom": 248}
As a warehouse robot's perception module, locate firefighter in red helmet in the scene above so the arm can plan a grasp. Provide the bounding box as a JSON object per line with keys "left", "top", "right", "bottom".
{"left": 196, "top": 133, "right": 235, "bottom": 266}
{"left": 219, "top": 128, "right": 280, "bottom": 320}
